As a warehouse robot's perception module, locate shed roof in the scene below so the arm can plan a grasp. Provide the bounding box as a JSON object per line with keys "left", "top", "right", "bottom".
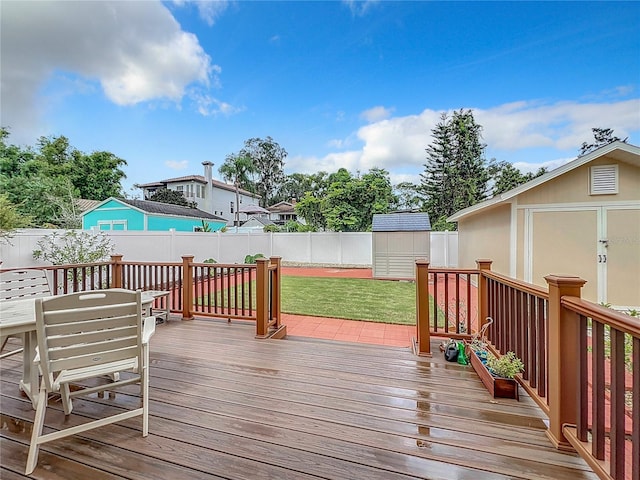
{"left": 372, "top": 213, "right": 431, "bottom": 232}
{"left": 447, "top": 141, "right": 640, "bottom": 222}
{"left": 83, "top": 197, "right": 226, "bottom": 222}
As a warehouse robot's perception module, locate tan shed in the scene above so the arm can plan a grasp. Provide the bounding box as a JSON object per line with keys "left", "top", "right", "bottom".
{"left": 372, "top": 213, "right": 431, "bottom": 279}
{"left": 448, "top": 141, "right": 640, "bottom": 310}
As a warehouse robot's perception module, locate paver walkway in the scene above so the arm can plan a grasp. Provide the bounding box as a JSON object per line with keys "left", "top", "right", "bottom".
{"left": 280, "top": 266, "right": 416, "bottom": 347}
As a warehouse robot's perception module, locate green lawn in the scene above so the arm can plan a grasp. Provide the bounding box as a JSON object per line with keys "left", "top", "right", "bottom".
{"left": 281, "top": 276, "right": 424, "bottom": 325}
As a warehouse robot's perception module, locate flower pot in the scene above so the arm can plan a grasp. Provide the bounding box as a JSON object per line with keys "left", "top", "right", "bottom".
{"left": 470, "top": 349, "right": 519, "bottom": 400}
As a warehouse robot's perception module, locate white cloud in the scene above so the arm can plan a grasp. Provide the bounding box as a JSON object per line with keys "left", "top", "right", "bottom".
{"left": 1, "top": 1, "right": 218, "bottom": 143}
{"left": 343, "top": 0, "right": 380, "bottom": 16}
{"left": 191, "top": 92, "right": 244, "bottom": 116}
{"left": 288, "top": 98, "right": 640, "bottom": 178}
{"left": 165, "top": 160, "right": 189, "bottom": 170}
{"left": 360, "top": 106, "right": 394, "bottom": 123}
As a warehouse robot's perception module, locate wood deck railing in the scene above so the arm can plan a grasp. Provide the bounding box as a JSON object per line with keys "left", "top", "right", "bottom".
{"left": 415, "top": 259, "right": 638, "bottom": 480}
{"left": 0, "top": 255, "right": 284, "bottom": 339}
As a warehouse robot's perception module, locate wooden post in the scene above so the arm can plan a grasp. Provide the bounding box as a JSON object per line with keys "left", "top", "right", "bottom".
{"left": 415, "top": 259, "right": 431, "bottom": 356}
{"left": 181, "top": 255, "right": 194, "bottom": 320}
{"left": 255, "top": 258, "right": 269, "bottom": 338}
{"left": 545, "top": 274, "right": 586, "bottom": 450}
{"left": 476, "top": 259, "right": 492, "bottom": 330}
{"left": 269, "top": 256, "right": 282, "bottom": 329}
{"left": 110, "top": 254, "right": 123, "bottom": 289}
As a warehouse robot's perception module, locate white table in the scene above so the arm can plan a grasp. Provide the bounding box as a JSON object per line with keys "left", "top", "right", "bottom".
{"left": 0, "top": 291, "right": 166, "bottom": 408}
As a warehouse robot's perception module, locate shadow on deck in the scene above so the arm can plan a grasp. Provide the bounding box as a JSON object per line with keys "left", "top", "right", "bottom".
{"left": 1, "top": 317, "right": 597, "bottom": 479}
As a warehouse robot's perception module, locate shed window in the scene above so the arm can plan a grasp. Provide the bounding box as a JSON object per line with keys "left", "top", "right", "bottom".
{"left": 590, "top": 165, "right": 618, "bottom": 195}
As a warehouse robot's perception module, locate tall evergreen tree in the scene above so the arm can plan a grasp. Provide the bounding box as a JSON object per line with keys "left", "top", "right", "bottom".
{"left": 420, "top": 109, "right": 488, "bottom": 230}
{"left": 579, "top": 127, "right": 626, "bottom": 156}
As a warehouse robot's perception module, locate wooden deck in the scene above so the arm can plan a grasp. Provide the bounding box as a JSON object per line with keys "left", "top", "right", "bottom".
{"left": 1, "top": 318, "right": 597, "bottom": 479}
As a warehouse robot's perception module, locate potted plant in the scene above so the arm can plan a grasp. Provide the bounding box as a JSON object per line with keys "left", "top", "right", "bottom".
{"left": 469, "top": 348, "right": 524, "bottom": 400}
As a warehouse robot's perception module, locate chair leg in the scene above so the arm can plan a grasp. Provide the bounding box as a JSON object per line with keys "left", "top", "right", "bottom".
{"left": 142, "top": 350, "right": 149, "bottom": 436}
{"left": 61, "top": 383, "right": 73, "bottom": 415}
{"left": 25, "top": 380, "right": 48, "bottom": 475}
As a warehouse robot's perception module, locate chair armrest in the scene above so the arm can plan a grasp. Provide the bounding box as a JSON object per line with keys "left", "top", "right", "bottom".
{"left": 142, "top": 316, "right": 156, "bottom": 344}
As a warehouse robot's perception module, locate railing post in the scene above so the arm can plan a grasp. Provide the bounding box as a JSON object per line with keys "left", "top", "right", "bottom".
{"left": 415, "top": 259, "right": 431, "bottom": 356}
{"left": 476, "top": 259, "right": 492, "bottom": 331}
{"left": 255, "top": 258, "right": 269, "bottom": 338}
{"left": 181, "top": 255, "right": 194, "bottom": 320}
{"left": 270, "top": 256, "right": 282, "bottom": 329}
{"left": 110, "top": 254, "right": 123, "bottom": 289}
{"left": 545, "top": 274, "right": 586, "bottom": 450}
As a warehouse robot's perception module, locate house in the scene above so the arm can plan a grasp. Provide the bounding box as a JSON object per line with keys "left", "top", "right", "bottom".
{"left": 372, "top": 212, "right": 431, "bottom": 279}
{"left": 81, "top": 197, "right": 227, "bottom": 232}
{"left": 267, "top": 200, "right": 302, "bottom": 225}
{"left": 448, "top": 141, "right": 640, "bottom": 309}
{"left": 136, "top": 162, "right": 261, "bottom": 226}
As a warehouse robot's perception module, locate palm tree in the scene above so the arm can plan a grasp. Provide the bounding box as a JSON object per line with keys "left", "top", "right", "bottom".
{"left": 218, "top": 153, "right": 256, "bottom": 226}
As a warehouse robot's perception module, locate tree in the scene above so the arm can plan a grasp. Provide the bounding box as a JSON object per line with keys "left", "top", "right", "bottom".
{"left": 392, "top": 182, "right": 422, "bottom": 211}
{"left": 0, "top": 129, "right": 128, "bottom": 226}
{"left": 579, "top": 128, "right": 627, "bottom": 156}
{"left": 148, "top": 188, "right": 195, "bottom": 207}
{"left": 0, "top": 194, "right": 32, "bottom": 244}
{"left": 322, "top": 168, "right": 394, "bottom": 231}
{"left": 487, "top": 160, "right": 547, "bottom": 197}
{"left": 240, "top": 137, "right": 287, "bottom": 207}
{"left": 218, "top": 153, "right": 257, "bottom": 226}
{"left": 295, "top": 192, "right": 327, "bottom": 230}
{"left": 420, "top": 110, "right": 488, "bottom": 230}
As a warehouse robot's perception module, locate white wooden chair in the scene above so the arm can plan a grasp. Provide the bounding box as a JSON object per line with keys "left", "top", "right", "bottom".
{"left": 0, "top": 269, "right": 52, "bottom": 359}
{"left": 25, "top": 289, "right": 155, "bottom": 475}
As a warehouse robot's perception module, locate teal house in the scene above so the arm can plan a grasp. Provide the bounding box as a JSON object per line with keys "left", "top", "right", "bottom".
{"left": 82, "top": 197, "right": 227, "bottom": 232}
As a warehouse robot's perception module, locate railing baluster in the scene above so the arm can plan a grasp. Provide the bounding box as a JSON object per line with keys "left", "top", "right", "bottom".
{"left": 610, "top": 328, "right": 626, "bottom": 479}
{"left": 592, "top": 320, "right": 605, "bottom": 460}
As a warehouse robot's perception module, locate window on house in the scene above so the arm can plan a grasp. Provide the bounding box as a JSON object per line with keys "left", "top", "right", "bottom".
{"left": 590, "top": 165, "right": 618, "bottom": 195}
{"left": 230, "top": 201, "right": 235, "bottom": 214}
{"left": 176, "top": 185, "right": 184, "bottom": 192}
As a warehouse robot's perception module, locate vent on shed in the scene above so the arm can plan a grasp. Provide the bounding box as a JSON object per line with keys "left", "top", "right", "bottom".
{"left": 590, "top": 165, "right": 618, "bottom": 195}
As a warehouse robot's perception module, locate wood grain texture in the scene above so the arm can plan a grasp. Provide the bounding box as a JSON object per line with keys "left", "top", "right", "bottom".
{"left": 0, "top": 319, "right": 597, "bottom": 479}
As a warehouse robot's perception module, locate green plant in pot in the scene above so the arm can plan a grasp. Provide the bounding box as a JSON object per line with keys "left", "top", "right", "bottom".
{"left": 485, "top": 351, "right": 524, "bottom": 379}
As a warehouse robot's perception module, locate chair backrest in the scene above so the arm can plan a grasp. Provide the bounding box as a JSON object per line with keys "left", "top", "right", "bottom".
{"left": 0, "top": 269, "right": 51, "bottom": 300}
{"left": 35, "top": 289, "right": 143, "bottom": 389}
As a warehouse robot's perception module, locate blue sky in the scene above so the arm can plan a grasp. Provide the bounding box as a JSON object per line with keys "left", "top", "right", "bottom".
{"left": 2, "top": 1, "right": 639, "bottom": 196}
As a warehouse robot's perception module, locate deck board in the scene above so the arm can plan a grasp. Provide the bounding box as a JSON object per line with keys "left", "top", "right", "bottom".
{"left": 1, "top": 318, "right": 597, "bottom": 479}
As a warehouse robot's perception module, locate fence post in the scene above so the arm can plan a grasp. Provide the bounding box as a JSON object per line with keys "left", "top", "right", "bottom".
{"left": 415, "top": 259, "right": 431, "bottom": 356}
{"left": 476, "top": 259, "right": 492, "bottom": 330}
{"left": 545, "top": 274, "right": 586, "bottom": 450}
{"left": 255, "top": 258, "right": 269, "bottom": 337}
{"left": 181, "top": 255, "right": 194, "bottom": 320}
{"left": 270, "top": 256, "right": 282, "bottom": 329}
{"left": 110, "top": 254, "right": 123, "bottom": 289}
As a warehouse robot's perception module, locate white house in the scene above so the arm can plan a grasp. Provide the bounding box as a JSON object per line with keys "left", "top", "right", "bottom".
{"left": 136, "top": 162, "right": 261, "bottom": 226}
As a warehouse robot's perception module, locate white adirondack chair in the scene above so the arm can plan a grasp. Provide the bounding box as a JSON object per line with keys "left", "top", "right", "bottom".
{"left": 0, "top": 269, "right": 52, "bottom": 359}
{"left": 25, "top": 289, "right": 155, "bottom": 475}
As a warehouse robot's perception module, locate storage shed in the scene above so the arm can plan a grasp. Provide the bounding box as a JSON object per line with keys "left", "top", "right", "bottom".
{"left": 372, "top": 213, "right": 431, "bottom": 279}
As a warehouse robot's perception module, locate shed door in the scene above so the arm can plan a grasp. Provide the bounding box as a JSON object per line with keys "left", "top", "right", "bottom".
{"left": 529, "top": 210, "right": 598, "bottom": 303}
{"left": 605, "top": 207, "right": 640, "bottom": 308}
{"left": 527, "top": 205, "right": 639, "bottom": 308}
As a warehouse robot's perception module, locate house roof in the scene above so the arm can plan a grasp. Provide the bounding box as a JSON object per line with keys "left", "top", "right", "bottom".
{"left": 239, "top": 204, "right": 270, "bottom": 214}
{"left": 74, "top": 198, "right": 101, "bottom": 212}
{"left": 268, "top": 201, "right": 296, "bottom": 213}
{"left": 241, "top": 216, "right": 276, "bottom": 227}
{"left": 83, "top": 197, "right": 226, "bottom": 222}
{"left": 136, "top": 176, "right": 260, "bottom": 198}
{"left": 447, "top": 141, "right": 640, "bottom": 222}
{"left": 372, "top": 213, "right": 431, "bottom": 232}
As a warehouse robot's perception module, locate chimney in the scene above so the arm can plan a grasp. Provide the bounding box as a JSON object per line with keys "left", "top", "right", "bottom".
{"left": 202, "top": 161, "right": 214, "bottom": 214}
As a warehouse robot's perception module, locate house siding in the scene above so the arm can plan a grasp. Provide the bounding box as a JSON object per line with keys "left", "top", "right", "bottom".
{"left": 147, "top": 215, "right": 225, "bottom": 232}
{"left": 83, "top": 199, "right": 145, "bottom": 230}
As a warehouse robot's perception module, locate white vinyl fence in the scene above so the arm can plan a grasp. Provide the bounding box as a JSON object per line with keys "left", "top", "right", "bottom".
{"left": 1, "top": 229, "right": 458, "bottom": 269}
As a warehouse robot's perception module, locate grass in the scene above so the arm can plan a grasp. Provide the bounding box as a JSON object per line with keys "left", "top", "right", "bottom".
{"left": 281, "top": 276, "right": 425, "bottom": 325}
